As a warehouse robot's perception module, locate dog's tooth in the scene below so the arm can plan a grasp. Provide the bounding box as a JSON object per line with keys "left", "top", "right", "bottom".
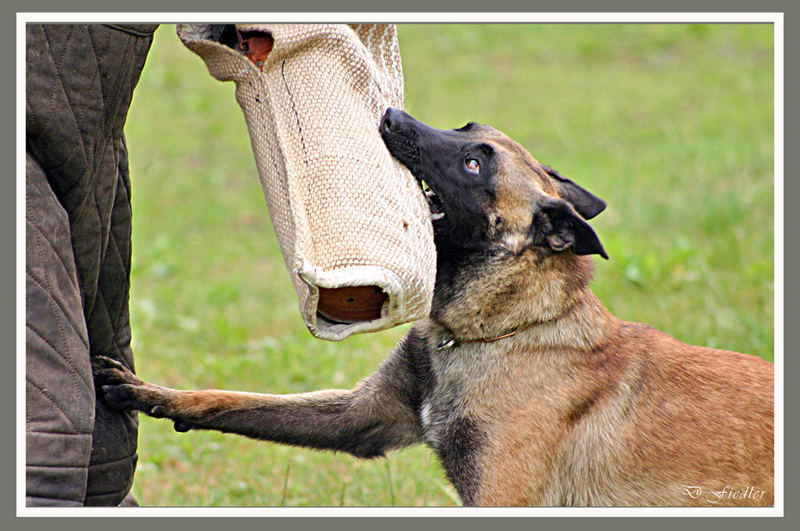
{"left": 431, "top": 212, "right": 445, "bottom": 221}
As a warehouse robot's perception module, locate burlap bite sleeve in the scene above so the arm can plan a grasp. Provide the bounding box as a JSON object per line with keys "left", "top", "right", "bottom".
{"left": 177, "top": 24, "right": 435, "bottom": 341}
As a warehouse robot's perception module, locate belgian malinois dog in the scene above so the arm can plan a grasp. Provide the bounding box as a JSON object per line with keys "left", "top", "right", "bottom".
{"left": 94, "top": 108, "right": 773, "bottom": 507}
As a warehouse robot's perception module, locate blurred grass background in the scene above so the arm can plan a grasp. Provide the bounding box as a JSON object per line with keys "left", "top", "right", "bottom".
{"left": 123, "top": 24, "right": 774, "bottom": 506}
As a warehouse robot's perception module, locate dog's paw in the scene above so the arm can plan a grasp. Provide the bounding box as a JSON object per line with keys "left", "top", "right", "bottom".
{"left": 92, "top": 356, "right": 165, "bottom": 415}
{"left": 99, "top": 381, "right": 145, "bottom": 412}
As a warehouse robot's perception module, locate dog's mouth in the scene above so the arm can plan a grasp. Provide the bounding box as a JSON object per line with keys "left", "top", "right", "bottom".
{"left": 420, "top": 179, "right": 446, "bottom": 222}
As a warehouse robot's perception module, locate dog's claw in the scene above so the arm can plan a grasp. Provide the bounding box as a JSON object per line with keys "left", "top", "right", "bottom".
{"left": 92, "top": 355, "right": 129, "bottom": 375}
{"left": 92, "top": 356, "right": 138, "bottom": 388}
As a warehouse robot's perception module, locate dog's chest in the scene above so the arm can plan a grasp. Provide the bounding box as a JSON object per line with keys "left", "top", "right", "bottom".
{"left": 419, "top": 350, "right": 476, "bottom": 447}
{"left": 416, "top": 343, "right": 493, "bottom": 504}
{"left": 417, "top": 342, "right": 496, "bottom": 437}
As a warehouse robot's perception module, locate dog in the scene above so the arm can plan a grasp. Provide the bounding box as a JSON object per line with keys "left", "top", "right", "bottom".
{"left": 94, "top": 108, "right": 774, "bottom": 506}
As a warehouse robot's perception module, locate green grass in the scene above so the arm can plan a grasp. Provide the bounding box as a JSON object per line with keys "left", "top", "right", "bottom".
{"left": 123, "top": 24, "right": 774, "bottom": 506}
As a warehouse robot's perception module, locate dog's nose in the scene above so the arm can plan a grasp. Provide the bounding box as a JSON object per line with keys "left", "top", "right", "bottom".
{"left": 381, "top": 107, "right": 404, "bottom": 134}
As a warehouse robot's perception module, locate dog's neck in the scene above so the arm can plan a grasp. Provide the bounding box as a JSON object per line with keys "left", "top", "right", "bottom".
{"left": 431, "top": 248, "right": 616, "bottom": 350}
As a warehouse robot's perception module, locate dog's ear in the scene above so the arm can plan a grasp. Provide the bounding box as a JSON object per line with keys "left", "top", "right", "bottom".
{"left": 533, "top": 196, "right": 608, "bottom": 259}
{"left": 541, "top": 164, "right": 606, "bottom": 220}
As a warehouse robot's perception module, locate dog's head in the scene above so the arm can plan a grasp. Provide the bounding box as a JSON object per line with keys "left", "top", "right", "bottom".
{"left": 380, "top": 108, "right": 607, "bottom": 260}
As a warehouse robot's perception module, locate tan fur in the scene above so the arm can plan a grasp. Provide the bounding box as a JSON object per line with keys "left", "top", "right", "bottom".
{"left": 423, "top": 287, "right": 772, "bottom": 505}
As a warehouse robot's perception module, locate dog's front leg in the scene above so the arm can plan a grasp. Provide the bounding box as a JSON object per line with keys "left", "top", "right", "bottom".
{"left": 92, "top": 354, "right": 422, "bottom": 459}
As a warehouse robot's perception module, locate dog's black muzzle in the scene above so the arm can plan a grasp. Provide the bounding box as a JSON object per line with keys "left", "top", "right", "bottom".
{"left": 382, "top": 108, "right": 470, "bottom": 216}
{"left": 380, "top": 108, "right": 422, "bottom": 165}
{"left": 380, "top": 108, "right": 455, "bottom": 225}
{"left": 380, "top": 108, "right": 496, "bottom": 248}
{"left": 381, "top": 107, "right": 477, "bottom": 167}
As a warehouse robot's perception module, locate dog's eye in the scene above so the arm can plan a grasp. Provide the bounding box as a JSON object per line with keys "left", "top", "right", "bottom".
{"left": 465, "top": 158, "right": 480, "bottom": 174}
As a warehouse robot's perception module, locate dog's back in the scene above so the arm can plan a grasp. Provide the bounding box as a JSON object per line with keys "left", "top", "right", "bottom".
{"left": 554, "top": 322, "right": 773, "bottom": 506}
{"left": 599, "top": 323, "right": 774, "bottom": 506}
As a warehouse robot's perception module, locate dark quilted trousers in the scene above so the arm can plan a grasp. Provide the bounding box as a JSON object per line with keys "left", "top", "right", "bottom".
{"left": 26, "top": 24, "right": 157, "bottom": 506}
